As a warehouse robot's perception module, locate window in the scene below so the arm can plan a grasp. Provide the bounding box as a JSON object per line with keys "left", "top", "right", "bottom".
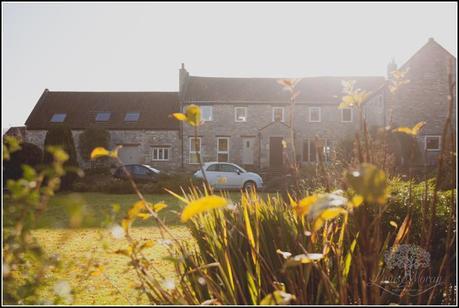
{"left": 152, "top": 147, "right": 170, "bottom": 161}
{"left": 425, "top": 136, "right": 441, "bottom": 151}
{"left": 201, "top": 106, "right": 213, "bottom": 122}
{"left": 217, "top": 137, "right": 229, "bottom": 162}
{"left": 272, "top": 107, "right": 284, "bottom": 122}
{"left": 124, "top": 112, "right": 140, "bottom": 122}
{"left": 302, "top": 140, "right": 316, "bottom": 162}
{"left": 220, "top": 163, "right": 241, "bottom": 173}
{"left": 133, "top": 165, "right": 148, "bottom": 175}
{"left": 341, "top": 108, "right": 353, "bottom": 122}
{"left": 206, "top": 164, "right": 219, "bottom": 171}
{"left": 302, "top": 139, "right": 332, "bottom": 162}
{"left": 50, "top": 113, "right": 66, "bottom": 123}
{"left": 95, "top": 112, "right": 111, "bottom": 122}
{"left": 235, "top": 107, "right": 247, "bottom": 122}
{"left": 189, "top": 137, "right": 201, "bottom": 164}
{"left": 309, "top": 107, "right": 321, "bottom": 122}
{"left": 323, "top": 140, "right": 332, "bottom": 161}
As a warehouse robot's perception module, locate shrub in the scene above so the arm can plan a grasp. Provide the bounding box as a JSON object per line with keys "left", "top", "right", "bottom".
{"left": 43, "top": 125, "right": 79, "bottom": 190}
{"left": 3, "top": 141, "right": 87, "bottom": 304}
{"left": 78, "top": 127, "right": 111, "bottom": 167}
{"left": 111, "top": 163, "right": 455, "bottom": 305}
{"left": 3, "top": 142, "right": 43, "bottom": 183}
{"left": 71, "top": 171, "right": 203, "bottom": 194}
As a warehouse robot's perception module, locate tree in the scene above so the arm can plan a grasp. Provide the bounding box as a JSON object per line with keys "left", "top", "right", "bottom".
{"left": 43, "top": 125, "right": 79, "bottom": 190}
{"left": 78, "top": 127, "right": 110, "bottom": 161}
{"left": 3, "top": 141, "right": 43, "bottom": 183}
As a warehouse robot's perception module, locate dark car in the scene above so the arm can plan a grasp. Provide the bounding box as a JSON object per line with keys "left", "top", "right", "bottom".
{"left": 113, "top": 164, "right": 161, "bottom": 182}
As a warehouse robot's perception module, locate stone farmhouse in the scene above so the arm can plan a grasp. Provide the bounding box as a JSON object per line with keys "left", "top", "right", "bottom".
{"left": 21, "top": 38, "right": 456, "bottom": 172}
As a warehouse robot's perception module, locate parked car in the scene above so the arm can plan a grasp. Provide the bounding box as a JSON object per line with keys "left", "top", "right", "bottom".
{"left": 113, "top": 164, "right": 161, "bottom": 182}
{"left": 193, "top": 162, "right": 263, "bottom": 191}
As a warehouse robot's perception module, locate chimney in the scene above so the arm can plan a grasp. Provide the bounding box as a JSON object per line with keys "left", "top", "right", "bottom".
{"left": 428, "top": 37, "right": 434, "bottom": 43}
{"left": 387, "top": 58, "right": 397, "bottom": 79}
{"left": 179, "top": 63, "right": 189, "bottom": 97}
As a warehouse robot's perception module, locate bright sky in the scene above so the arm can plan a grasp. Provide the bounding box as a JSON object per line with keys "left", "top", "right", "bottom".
{"left": 2, "top": 2, "right": 457, "bottom": 129}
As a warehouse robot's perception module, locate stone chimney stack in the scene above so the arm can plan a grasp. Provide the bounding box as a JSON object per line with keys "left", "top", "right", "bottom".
{"left": 179, "top": 63, "right": 189, "bottom": 97}
{"left": 387, "top": 58, "right": 397, "bottom": 79}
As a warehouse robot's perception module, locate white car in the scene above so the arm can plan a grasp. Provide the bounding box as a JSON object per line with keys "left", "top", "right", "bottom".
{"left": 193, "top": 162, "right": 263, "bottom": 191}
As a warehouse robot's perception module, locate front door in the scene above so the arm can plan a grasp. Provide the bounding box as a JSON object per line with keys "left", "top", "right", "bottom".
{"left": 242, "top": 137, "right": 256, "bottom": 165}
{"left": 269, "top": 137, "right": 283, "bottom": 168}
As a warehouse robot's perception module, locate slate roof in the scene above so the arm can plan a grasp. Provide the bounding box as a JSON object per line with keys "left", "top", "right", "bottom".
{"left": 25, "top": 91, "right": 180, "bottom": 130}
{"left": 183, "top": 75, "right": 385, "bottom": 104}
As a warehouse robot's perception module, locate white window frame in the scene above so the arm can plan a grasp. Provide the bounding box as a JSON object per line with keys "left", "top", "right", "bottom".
{"left": 201, "top": 105, "right": 213, "bottom": 122}
{"left": 151, "top": 147, "right": 170, "bottom": 161}
{"left": 425, "top": 135, "right": 441, "bottom": 151}
{"left": 189, "top": 137, "right": 201, "bottom": 164}
{"left": 272, "top": 107, "right": 285, "bottom": 122}
{"left": 234, "top": 107, "right": 247, "bottom": 122}
{"left": 302, "top": 139, "right": 331, "bottom": 162}
{"left": 341, "top": 108, "right": 353, "bottom": 123}
{"left": 217, "top": 137, "right": 230, "bottom": 162}
{"left": 309, "top": 107, "right": 321, "bottom": 122}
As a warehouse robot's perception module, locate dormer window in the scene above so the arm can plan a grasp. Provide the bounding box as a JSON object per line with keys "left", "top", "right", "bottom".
{"left": 50, "top": 113, "right": 66, "bottom": 123}
{"left": 96, "top": 112, "right": 111, "bottom": 122}
{"left": 124, "top": 112, "right": 140, "bottom": 122}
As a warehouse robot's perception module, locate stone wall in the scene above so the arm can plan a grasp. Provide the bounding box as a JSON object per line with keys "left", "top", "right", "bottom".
{"left": 386, "top": 39, "right": 456, "bottom": 165}
{"left": 182, "top": 103, "right": 365, "bottom": 170}
{"left": 24, "top": 129, "right": 182, "bottom": 171}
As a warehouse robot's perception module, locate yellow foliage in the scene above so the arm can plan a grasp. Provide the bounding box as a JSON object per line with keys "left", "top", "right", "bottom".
{"left": 312, "top": 207, "right": 347, "bottom": 231}
{"left": 128, "top": 200, "right": 147, "bottom": 219}
{"left": 172, "top": 104, "right": 201, "bottom": 126}
{"left": 345, "top": 163, "right": 389, "bottom": 205}
{"left": 338, "top": 79, "right": 371, "bottom": 108}
{"left": 90, "top": 146, "right": 121, "bottom": 160}
{"left": 392, "top": 121, "right": 426, "bottom": 136}
{"left": 350, "top": 194, "right": 364, "bottom": 208}
{"left": 180, "top": 195, "right": 228, "bottom": 222}
{"left": 153, "top": 202, "right": 167, "bottom": 212}
{"left": 121, "top": 218, "right": 130, "bottom": 232}
{"left": 294, "top": 195, "right": 318, "bottom": 217}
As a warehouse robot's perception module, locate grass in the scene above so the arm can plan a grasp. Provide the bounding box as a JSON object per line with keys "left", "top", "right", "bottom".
{"left": 4, "top": 191, "right": 264, "bottom": 305}
{"left": 33, "top": 226, "right": 190, "bottom": 305}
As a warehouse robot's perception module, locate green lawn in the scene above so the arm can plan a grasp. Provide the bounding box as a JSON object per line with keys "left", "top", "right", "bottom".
{"left": 5, "top": 192, "right": 190, "bottom": 304}
{"left": 4, "top": 191, "right": 258, "bottom": 305}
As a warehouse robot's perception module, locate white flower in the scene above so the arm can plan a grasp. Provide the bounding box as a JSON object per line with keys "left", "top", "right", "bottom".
{"left": 162, "top": 278, "right": 176, "bottom": 290}
{"left": 3, "top": 263, "right": 10, "bottom": 277}
{"left": 110, "top": 224, "right": 125, "bottom": 239}
{"left": 198, "top": 277, "right": 206, "bottom": 285}
{"left": 54, "top": 280, "right": 71, "bottom": 297}
{"left": 158, "top": 239, "right": 173, "bottom": 246}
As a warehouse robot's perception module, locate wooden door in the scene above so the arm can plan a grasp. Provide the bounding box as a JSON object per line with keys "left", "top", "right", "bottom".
{"left": 269, "top": 137, "right": 283, "bottom": 168}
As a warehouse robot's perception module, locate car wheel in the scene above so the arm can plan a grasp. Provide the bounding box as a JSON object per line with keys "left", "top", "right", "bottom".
{"left": 243, "top": 181, "right": 257, "bottom": 191}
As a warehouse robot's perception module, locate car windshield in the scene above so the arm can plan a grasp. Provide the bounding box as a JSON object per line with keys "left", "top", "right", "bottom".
{"left": 143, "top": 165, "right": 160, "bottom": 174}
